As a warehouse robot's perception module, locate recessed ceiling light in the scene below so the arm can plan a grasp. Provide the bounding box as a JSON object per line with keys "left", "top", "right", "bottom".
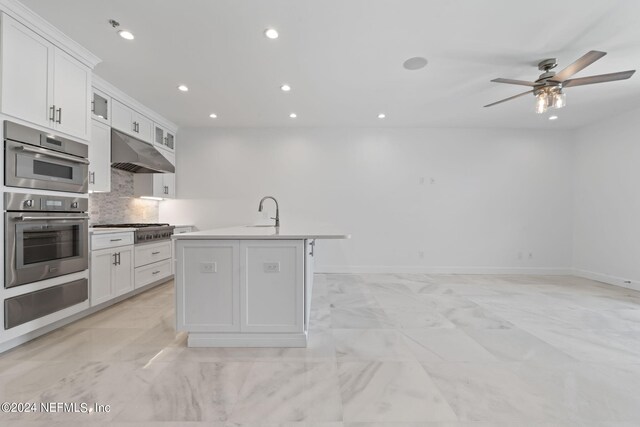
{"left": 177, "top": 85, "right": 189, "bottom": 92}
{"left": 209, "top": 113, "right": 217, "bottom": 119}
{"left": 264, "top": 28, "right": 279, "bottom": 39}
{"left": 280, "top": 84, "right": 291, "bottom": 92}
{"left": 403, "top": 56, "right": 428, "bottom": 70}
{"left": 118, "top": 30, "right": 134, "bottom": 40}
{"left": 377, "top": 113, "right": 386, "bottom": 119}
{"left": 548, "top": 115, "right": 558, "bottom": 120}
{"left": 289, "top": 113, "right": 297, "bottom": 118}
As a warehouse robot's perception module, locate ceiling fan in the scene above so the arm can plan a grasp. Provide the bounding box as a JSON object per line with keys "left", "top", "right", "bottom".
{"left": 484, "top": 51, "right": 635, "bottom": 113}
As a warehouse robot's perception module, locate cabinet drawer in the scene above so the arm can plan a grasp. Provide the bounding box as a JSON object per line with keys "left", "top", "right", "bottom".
{"left": 135, "top": 241, "right": 172, "bottom": 267}
{"left": 173, "top": 226, "right": 193, "bottom": 235}
{"left": 135, "top": 259, "right": 172, "bottom": 288}
{"left": 91, "top": 232, "right": 134, "bottom": 250}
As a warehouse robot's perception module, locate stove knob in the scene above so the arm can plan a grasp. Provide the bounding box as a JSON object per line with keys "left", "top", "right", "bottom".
{"left": 24, "top": 199, "right": 34, "bottom": 208}
{"left": 70, "top": 202, "right": 78, "bottom": 209}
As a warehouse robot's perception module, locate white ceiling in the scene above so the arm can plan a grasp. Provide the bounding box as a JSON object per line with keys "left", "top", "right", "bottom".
{"left": 20, "top": 0, "right": 640, "bottom": 129}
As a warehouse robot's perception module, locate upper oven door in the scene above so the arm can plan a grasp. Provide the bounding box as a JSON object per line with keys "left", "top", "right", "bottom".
{"left": 5, "top": 140, "right": 89, "bottom": 193}
{"left": 5, "top": 212, "right": 89, "bottom": 288}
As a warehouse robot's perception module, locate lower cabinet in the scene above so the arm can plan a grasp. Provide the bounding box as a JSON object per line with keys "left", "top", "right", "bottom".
{"left": 134, "top": 240, "right": 173, "bottom": 289}
{"left": 90, "top": 245, "right": 134, "bottom": 306}
{"left": 177, "top": 240, "right": 306, "bottom": 334}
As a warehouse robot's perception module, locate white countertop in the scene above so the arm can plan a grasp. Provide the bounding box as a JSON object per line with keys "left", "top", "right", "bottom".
{"left": 172, "top": 223, "right": 350, "bottom": 240}
{"left": 89, "top": 227, "right": 137, "bottom": 234}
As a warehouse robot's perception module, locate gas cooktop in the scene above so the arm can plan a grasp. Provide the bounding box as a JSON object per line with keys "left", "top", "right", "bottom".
{"left": 93, "top": 223, "right": 175, "bottom": 244}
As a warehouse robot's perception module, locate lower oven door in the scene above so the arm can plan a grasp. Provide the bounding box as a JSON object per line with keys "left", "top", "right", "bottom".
{"left": 5, "top": 212, "right": 89, "bottom": 288}
{"left": 5, "top": 140, "right": 89, "bottom": 193}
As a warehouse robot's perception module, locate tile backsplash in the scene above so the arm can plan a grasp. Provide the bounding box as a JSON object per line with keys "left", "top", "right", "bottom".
{"left": 89, "top": 168, "right": 159, "bottom": 225}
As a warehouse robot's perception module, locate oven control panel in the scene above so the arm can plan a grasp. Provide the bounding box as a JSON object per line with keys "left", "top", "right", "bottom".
{"left": 4, "top": 193, "right": 88, "bottom": 213}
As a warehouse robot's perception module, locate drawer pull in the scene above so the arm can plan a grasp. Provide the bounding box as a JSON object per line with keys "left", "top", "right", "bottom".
{"left": 110, "top": 239, "right": 122, "bottom": 242}
{"left": 151, "top": 251, "right": 161, "bottom": 255}
{"left": 152, "top": 270, "right": 161, "bottom": 275}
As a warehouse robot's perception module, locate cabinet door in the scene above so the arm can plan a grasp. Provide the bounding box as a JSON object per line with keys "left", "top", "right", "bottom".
{"left": 240, "top": 240, "right": 304, "bottom": 333}
{"left": 133, "top": 112, "right": 153, "bottom": 144}
{"left": 165, "top": 131, "right": 175, "bottom": 151}
{"left": 113, "top": 246, "right": 134, "bottom": 297}
{"left": 0, "top": 14, "right": 53, "bottom": 128}
{"left": 91, "top": 249, "right": 115, "bottom": 306}
{"left": 52, "top": 48, "right": 90, "bottom": 140}
{"left": 154, "top": 125, "right": 164, "bottom": 149}
{"left": 176, "top": 240, "right": 240, "bottom": 332}
{"left": 304, "top": 240, "right": 315, "bottom": 331}
{"left": 92, "top": 89, "right": 110, "bottom": 125}
{"left": 111, "top": 99, "right": 134, "bottom": 135}
{"left": 89, "top": 120, "right": 111, "bottom": 192}
{"left": 163, "top": 173, "right": 176, "bottom": 199}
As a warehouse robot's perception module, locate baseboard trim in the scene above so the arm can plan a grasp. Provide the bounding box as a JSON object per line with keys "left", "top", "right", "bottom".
{"left": 572, "top": 269, "right": 640, "bottom": 292}
{"left": 316, "top": 265, "right": 573, "bottom": 275}
{"left": 187, "top": 332, "right": 308, "bottom": 348}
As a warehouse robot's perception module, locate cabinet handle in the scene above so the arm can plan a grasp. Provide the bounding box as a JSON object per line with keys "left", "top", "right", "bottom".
{"left": 309, "top": 240, "right": 315, "bottom": 256}
{"left": 110, "top": 238, "right": 122, "bottom": 242}
{"left": 151, "top": 251, "right": 161, "bottom": 255}
{"left": 56, "top": 107, "right": 62, "bottom": 124}
{"left": 89, "top": 171, "right": 95, "bottom": 184}
{"left": 113, "top": 253, "right": 118, "bottom": 266}
{"left": 152, "top": 271, "right": 161, "bottom": 275}
{"left": 116, "top": 252, "right": 121, "bottom": 265}
{"left": 165, "top": 186, "right": 168, "bottom": 194}
{"left": 91, "top": 100, "right": 95, "bottom": 113}
{"left": 50, "top": 105, "right": 56, "bottom": 121}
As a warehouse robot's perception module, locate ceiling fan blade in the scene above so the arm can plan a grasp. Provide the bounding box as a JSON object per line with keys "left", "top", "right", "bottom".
{"left": 563, "top": 70, "right": 635, "bottom": 87}
{"left": 491, "top": 78, "right": 538, "bottom": 87}
{"left": 484, "top": 90, "right": 534, "bottom": 108}
{"left": 551, "top": 50, "right": 607, "bottom": 82}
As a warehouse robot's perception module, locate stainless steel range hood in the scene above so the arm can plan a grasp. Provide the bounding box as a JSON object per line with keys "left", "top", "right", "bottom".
{"left": 111, "top": 129, "right": 175, "bottom": 174}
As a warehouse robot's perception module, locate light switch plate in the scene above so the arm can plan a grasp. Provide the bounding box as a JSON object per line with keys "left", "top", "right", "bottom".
{"left": 200, "top": 262, "right": 217, "bottom": 273}
{"left": 263, "top": 262, "right": 280, "bottom": 273}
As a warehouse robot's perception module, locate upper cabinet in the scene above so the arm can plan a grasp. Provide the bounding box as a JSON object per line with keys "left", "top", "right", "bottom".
{"left": 111, "top": 99, "right": 153, "bottom": 144}
{"left": 0, "top": 13, "right": 91, "bottom": 141}
{"left": 154, "top": 124, "right": 175, "bottom": 153}
{"left": 91, "top": 88, "right": 110, "bottom": 125}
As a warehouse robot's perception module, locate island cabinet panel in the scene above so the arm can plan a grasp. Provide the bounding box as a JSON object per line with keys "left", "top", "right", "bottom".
{"left": 177, "top": 241, "right": 240, "bottom": 332}
{"left": 239, "top": 241, "right": 304, "bottom": 333}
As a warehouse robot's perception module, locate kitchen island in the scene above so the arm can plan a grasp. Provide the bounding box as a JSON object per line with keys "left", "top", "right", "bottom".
{"left": 173, "top": 224, "right": 349, "bottom": 347}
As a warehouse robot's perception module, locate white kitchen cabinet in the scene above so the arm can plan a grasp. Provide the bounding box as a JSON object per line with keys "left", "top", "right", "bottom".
{"left": 135, "top": 241, "right": 172, "bottom": 268}
{"left": 0, "top": 13, "right": 91, "bottom": 140}
{"left": 111, "top": 99, "right": 153, "bottom": 144}
{"left": 177, "top": 241, "right": 241, "bottom": 332}
{"left": 0, "top": 13, "right": 52, "bottom": 129}
{"left": 304, "top": 240, "right": 315, "bottom": 331}
{"left": 239, "top": 240, "right": 304, "bottom": 333}
{"left": 133, "top": 150, "right": 176, "bottom": 199}
{"left": 90, "top": 245, "right": 134, "bottom": 306}
{"left": 91, "top": 88, "right": 110, "bottom": 125}
{"left": 52, "top": 48, "right": 91, "bottom": 139}
{"left": 154, "top": 124, "right": 176, "bottom": 153}
{"left": 89, "top": 120, "right": 111, "bottom": 192}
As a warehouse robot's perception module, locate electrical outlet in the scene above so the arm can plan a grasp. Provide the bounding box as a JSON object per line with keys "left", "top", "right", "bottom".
{"left": 200, "top": 262, "right": 217, "bottom": 273}
{"left": 264, "top": 262, "right": 280, "bottom": 273}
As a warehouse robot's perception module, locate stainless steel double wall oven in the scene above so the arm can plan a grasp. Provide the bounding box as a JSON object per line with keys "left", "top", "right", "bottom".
{"left": 3, "top": 121, "right": 90, "bottom": 329}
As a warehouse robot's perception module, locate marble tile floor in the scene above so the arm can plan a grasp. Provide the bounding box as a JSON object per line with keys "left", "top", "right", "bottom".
{"left": 2, "top": 273, "right": 640, "bottom": 426}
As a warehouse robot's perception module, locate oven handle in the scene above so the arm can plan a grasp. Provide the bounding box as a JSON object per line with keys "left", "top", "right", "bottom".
{"left": 17, "top": 145, "right": 90, "bottom": 165}
{"left": 18, "top": 215, "right": 90, "bottom": 221}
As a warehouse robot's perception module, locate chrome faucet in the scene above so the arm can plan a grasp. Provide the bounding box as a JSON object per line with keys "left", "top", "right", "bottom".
{"left": 258, "top": 196, "right": 280, "bottom": 227}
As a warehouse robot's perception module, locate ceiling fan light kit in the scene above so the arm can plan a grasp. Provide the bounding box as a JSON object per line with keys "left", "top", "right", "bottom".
{"left": 484, "top": 50, "right": 635, "bottom": 114}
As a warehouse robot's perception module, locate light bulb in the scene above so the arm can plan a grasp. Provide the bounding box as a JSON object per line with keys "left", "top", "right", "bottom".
{"left": 535, "top": 93, "right": 547, "bottom": 114}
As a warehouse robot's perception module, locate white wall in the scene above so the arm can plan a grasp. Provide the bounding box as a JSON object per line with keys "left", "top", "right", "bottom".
{"left": 573, "top": 106, "right": 640, "bottom": 289}
{"left": 160, "top": 127, "right": 574, "bottom": 273}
